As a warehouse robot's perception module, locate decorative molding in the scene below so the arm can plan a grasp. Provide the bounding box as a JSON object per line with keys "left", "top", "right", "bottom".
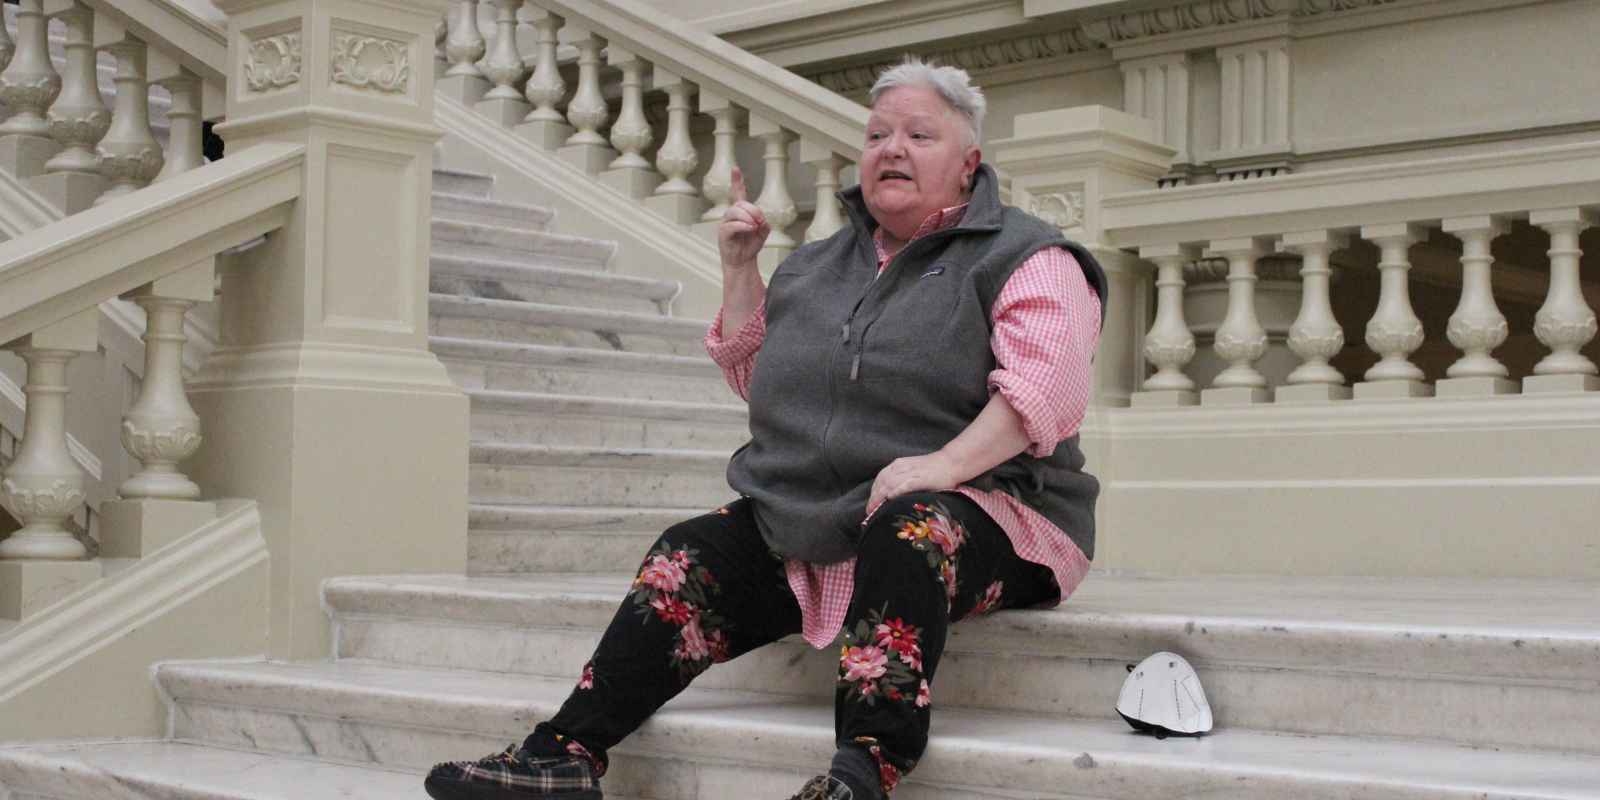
{"left": 807, "top": 28, "right": 1097, "bottom": 94}
{"left": 1187, "top": 255, "right": 1302, "bottom": 283}
{"left": 1079, "top": 0, "right": 1398, "bottom": 45}
{"left": 1029, "top": 189, "right": 1085, "bottom": 233}
{"left": 331, "top": 34, "right": 411, "bottom": 94}
{"left": 244, "top": 33, "right": 301, "bottom": 93}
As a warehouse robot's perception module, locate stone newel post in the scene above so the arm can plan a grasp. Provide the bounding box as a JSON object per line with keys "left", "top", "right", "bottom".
{"left": 990, "top": 106, "right": 1174, "bottom": 409}
{"left": 193, "top": 0, "right": 467, "bottom": 659}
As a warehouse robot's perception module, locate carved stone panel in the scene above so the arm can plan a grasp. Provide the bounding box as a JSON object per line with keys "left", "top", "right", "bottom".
{"left": 245, "top": 33, "right": 302, "bottom": 93}
{"left": 332, "top": 34, "right": 411, "bottom": 95}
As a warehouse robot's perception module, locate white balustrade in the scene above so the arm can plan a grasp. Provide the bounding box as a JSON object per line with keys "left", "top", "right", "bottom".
{"left": 1278, "top": 230, "right": 1348, "bottom": 401}
{"left": 95, "top": 39, "right": 165, "bottom": 204}
{"left": 1438, "top": 217, "right": 1514, "bottom": 396}
{"left": 1202, "top": 238, "right": 1271, "bottom": 403}
{"left": 42, "top": 2, "right": 108, "bottom": 177}
{"left": 156, "top": 71, "right": 205, "bottom": 180}
{"left": 519, "top": 7, "right": 569, "bottom": 147}
{"left": 699, "top": 90, "right": 740, "bottom": 222}
{"left": 119, "top": 266, "right": 211, "bottom": 500}
{"left": 1135, "top": 244, "right": 1199, "bottom": 405}
{"left": 749, "top": 115, "right": 797, "bottom": 269}
{"left": 563, "top": 31, "right": 608, "bottom": 147}
{"left": 643, "top": 68, "right": 702, "bottom": 224}
{"left": 443, "top": 0, "right": 486, "bottom": 78}
{"left": 1527, "top": 208, "right": 1599, "bottom": 392}
{"left": 0, "top": 0, "right": 63, "bottom": 144}
{"left": 0, "top": 7, "right": 15, "bottom": 73}
{"left": 607, "top": 48, "right": 652, "bottom": 170}
{"left": 801, "top": 140, "right": 845, "bottom": 243}
{"left": 1355, "top": 224, "right": 1428, "bottom": 398}
{"left": 480, "top": 0, "right": 526, "bottom": 102}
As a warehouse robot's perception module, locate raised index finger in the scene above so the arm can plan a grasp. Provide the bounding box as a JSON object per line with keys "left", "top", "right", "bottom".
{"left": 730, "top": 166, "right": 748, "bottom": 204}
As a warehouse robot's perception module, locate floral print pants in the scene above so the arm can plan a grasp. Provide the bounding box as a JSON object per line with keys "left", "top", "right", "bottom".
{"left": 524, "top": 492, "right": 1059, "bottom": 796}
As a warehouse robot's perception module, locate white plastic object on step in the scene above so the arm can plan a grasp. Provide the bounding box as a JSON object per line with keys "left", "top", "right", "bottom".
{"left": 1116, "top": 651, "right": 1213, "bottom": 738}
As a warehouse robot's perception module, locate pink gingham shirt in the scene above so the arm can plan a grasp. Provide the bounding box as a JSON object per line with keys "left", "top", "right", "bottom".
{"left": 705, "top": 203, "right": 1101, "bottom": 648}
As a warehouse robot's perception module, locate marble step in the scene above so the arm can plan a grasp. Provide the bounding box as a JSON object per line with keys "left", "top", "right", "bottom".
{"left": 431, "top": 336, "right": 734, "bottom": 404}
{"left": 430, "top": 253, "right": 679, "bottom": 316}
{"left": 0, "top": 740, "right": 423, "bottom": 800}
{"left": 325, "top": 572, "right": 1600, "bottom": 756}
{"left": 433, "top": 167, "right": 494, "bottom": 198}
{"left": 431, "top": 190, "right": 554, "bottom": 232}
{"left": 429, "top": 294, "right": 711, "bottom": 357}
{"left": 469, "top": 389, "right": 748, "bottom": 449}
{"left": 431, "top": 219, "right": 616, "bottom": 272}
{"left": 469, "top": 443, "right": 733, "bottom": 507}
{"left": 467, "top": 504, "right": 689, "bottom": 574}
{"left": 154, "top": 658, "right": 1600, "bottom": 800}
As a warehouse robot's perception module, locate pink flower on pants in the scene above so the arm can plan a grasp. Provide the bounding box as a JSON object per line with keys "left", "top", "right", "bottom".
{"left": 841, "top": 645, "right": 889, "bottom": 682}
{"left": 577, "top": 661, "right": 595, "bottom": 690}
{"left": 915, "top": 679, "right": 931, "bottom": 707}
{"left": 677, "top": 614, "right": 710, "bottom": 661}
{"left": 638, "top": 554, "right": 687, "bottom": 592}
{"left": 926, "top": 514, "right": 965, "bottom": 556}
{"left": 650, "top": 594, "right": 695, "bottom": 625}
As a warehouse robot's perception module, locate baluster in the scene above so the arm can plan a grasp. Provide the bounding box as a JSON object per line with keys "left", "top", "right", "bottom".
{"left": 699, "top": 90, "right": 740, "bottom": 223}
{"left": 1436, "top": 217, "right": 1515, "bottom": 396}
{"left": 1132, "top": 244, "right": 1199, "bottom": 407}
{"left": 1354, "top": 224, "right": 1429, "bottom": 398}
{"left": 644, "top": 68, "right": 702, "bottom": 224}
{"left": 801, "top": 140, "right": 844, "bottom": 243}
{"left": 440, "top": 0, "right": 488, "bottom": 104}
{"left": 119, "top": 263, "right": 212, "bottom": 500}
{"left": 1201, "top": 238, "right": 1271, "bottom": 404}
{"left": 434, "top": 18, "right": 447, "bottom": 71}
{"left": 32, "top": 1, "right": 108, "bottom": 214}
{"left": 475, "top": 0, "right": 529, "bottom": 126}
{"left": 0, "top": 310, "right": 97, "bottom": 561}
{"left": 1526, "top": 208, "right": 1599, "bottom": 393}
{"left": 558, "top": 29, "right": 613, "bottom": 174}
{"left": 156, "top": 70, "right": 205, "bottom": 180}
{"left": 95, "top": 38, "right": 164, "bottom": 204}
{"left": 0, "top": 0, "right": 63, "bottom": 178}
{"left": 516, "top": 7, "right": 570, "bottom": 149}
{"left": 1277, "top": 230, "right": 1350, "bottom": 402}
{"left": 0, "top": 5, "right": 14, "bottom": 73}
{"left": 749, "top": 114, "right": 797, "bottom": 273}
{"left": 598, "top": 47, "right": 659, "bottom": 198}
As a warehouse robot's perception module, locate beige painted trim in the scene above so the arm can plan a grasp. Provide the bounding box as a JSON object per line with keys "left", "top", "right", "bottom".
{"left": 434, "top": 94, "right": 725, "bottom": 297}
{"left": 0, "top": 169, "right": 64, "bottom": 240}
{"left": 0, "top": 142, "right": 304, "bottom": 345}
{"left": 1107, "top": 392, "right": 1600, "bottom": 438}
{"left": 81, "top": 0, "right": 227, "bottom": 83}
{"left": 0, "top": 499, "right": 266, "bottom": 709}
{"left": 1102, "top": 140, "right": 1600, "bottom": 248}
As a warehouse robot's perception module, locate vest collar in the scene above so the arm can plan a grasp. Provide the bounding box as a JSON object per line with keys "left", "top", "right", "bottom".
{"left": 839, "top": 162, "right": 1005, "bottom": 238}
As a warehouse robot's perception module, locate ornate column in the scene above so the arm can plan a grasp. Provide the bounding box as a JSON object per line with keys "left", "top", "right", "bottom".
{"left": 554, "top": 28, "right": 612, "bottom": 174}
{"left": 597, "top": 47, "right": 659, "bottom": 199}
{"left": 514, "top": 7, "right": 570, "bottom": 149}
{"left": 1437, "top": 216, "right": 1515, "bottom": 397}
{"left": 0, "top": 0, "right": 63, "bottom": 178}
{"left": 439, "top": 0, "right": 488, "bottom": 104}
{"left": 95, "top": 38, "right": 165, "bottom": 204}
{"left": 0, "top": 309, "right": 99, "bottom": 621}
{"left": 1525, "top": 208, "right": 1599, "bottom": 393}
{"left": 199, "top": 0, "right": 467, "bottom": 657}
{"left": 1131, "top": 244, "right": 1199, "bottom": 407}
{"left": 31, "top": 1, "right": 109, "bottom": 213}
{"left": 1200, "top": 238, "right": 1272, "bottom": 404}
{"left": 749, "top": 114, "right": 797, "bottom": 276}
{"left": 1213, "top": 37, "right": 1292, "bottom": 180}
{"left": 1120, "top": 52, "right": 1193, "bottom": 185}
{"left": 698, "top": 90, "right": 741, "bottom": 223}
{"left": 1354, "top": 224, "right": 1429, "bottom": 399}
{"left": 1276, "top": 230, "right": 1349, "bottom": 402}
{"left": 644, "top": 68, "right": 702, "bottom": 224}
{"left": 801, "top": 140, "right": 845, "bottom": 244}
{"left": 473, "top": 0, "right": 529, "bottom": 126}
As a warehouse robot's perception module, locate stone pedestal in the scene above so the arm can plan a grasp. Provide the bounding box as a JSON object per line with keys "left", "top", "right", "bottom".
{"left": 0, "top": 560, "right": 99, "bottom": 620}
{"left": 645, "top": 193, "right": 704, "bottom": 225}
{"left": 1201, "top": 386, "right": 1272, "bottom": 406}
{"left": 1275, "top": 383, "right": 1351, "bottom": 404}
{"left": 1435, "top": 376, "right": 1518, "bottom": 398}
{"left": 98, "top": 499, "right": 218, "bottom": 558}
{"left": 514, "top": 118, "right": 572, "bottom": 150}
{"left": 0, "top": 134, "right": 59, "bottom": 179}
{"left": 25, "top": 170, "right": 105, "bottom": 214}
{"left": 600, "top": 165, "right": 661, "bottom": 199}
{"left": 1130, "top": 389, "right": 1198, "bottom": 408}
{"left": 559, "top": 141, "right": 615, "bottom": 175}
{"left": 474, "top": 95, "right": 529, "bottom": 128}
{"left": 436, "top": 73, "right": 488, "bottom": 106}
{"left": 1353, "top": 380, "right": 1433, "bottom": 400}
{"left": 1522, "top": 374, "right": 1599, "bottom": 394}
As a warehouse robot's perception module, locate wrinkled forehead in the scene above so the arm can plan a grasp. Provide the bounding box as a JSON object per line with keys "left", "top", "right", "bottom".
{"left": 867, "top": 84, "right": 960, "bottom": 127}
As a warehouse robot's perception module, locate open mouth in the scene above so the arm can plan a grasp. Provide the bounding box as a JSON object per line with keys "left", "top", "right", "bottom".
{"left": 879, "top": 171, "right": 912, "bottom": 181}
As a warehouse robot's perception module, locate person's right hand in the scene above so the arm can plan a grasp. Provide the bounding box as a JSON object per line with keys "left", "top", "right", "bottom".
{"left": 718, "top": 166, "right": 770, "bottom": 272}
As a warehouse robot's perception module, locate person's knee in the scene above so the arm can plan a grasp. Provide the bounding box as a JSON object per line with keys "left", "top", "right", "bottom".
{"left": 857, "top": 491, "right": 960, "bottom": 563}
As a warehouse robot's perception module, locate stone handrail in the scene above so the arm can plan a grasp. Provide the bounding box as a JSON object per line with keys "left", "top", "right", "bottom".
{"left": 0, "top": 141, "right": 301, "bottom": 575}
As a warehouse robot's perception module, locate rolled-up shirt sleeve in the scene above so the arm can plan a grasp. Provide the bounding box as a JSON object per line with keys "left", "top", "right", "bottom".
{"left": 987, "top": 247, "right": 1102, "bottom": 458}
{"left": 704, "top": 303, "right": 767, "bottom": 401}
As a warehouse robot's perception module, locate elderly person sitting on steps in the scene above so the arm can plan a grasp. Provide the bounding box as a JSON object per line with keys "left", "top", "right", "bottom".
{"left": 424, "top": 56, "right": 1107, "bottom": 800}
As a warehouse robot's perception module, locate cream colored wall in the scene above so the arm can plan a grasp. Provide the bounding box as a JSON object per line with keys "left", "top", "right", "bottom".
{"left": 983, "top": 67, "right": 1123, "bottom": 143}
{"left": 1292, "top": 0, "right": 1600, "bottom": 158}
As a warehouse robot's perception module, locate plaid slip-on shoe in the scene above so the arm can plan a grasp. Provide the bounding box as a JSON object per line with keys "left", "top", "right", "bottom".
{"left": 786, "top": 775, "right": 854, "bottom": 800}
{"left": 424, "top": 744, "right": 602, "bottom": 800}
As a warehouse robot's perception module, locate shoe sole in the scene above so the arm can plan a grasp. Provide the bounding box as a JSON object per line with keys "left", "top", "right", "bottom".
{"left": 424, "top": 774, "right": 603, "bottom": 800}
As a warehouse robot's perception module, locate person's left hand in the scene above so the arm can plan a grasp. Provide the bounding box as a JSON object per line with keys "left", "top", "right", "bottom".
{"left": 867, "top": 451, "right": 962, "bottom": 518}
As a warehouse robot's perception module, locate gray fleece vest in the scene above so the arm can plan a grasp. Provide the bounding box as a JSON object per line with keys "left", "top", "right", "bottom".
{"left": 727, "top": 164, "right": 1108, "bottom": 564}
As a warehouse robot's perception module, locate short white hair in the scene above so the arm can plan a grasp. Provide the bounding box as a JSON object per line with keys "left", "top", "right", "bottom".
{"left": 868, "top": 57, "right": 986, "bottom": 147}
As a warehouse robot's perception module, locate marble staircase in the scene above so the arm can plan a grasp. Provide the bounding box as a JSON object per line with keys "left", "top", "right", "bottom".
{"left": 4, "top": 168, "right": 1600, "bottom": 799}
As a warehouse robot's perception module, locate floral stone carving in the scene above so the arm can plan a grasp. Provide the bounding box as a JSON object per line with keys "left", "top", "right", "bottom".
{"left": 246, "top": 33, "right": 302, "bottom": 93}
{"left": 332, "top": 35, "right": 410, "bottom": 94}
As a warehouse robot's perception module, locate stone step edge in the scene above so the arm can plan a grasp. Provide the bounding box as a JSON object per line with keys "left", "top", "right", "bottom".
{"left": 468, "top": 389, "right": 748, "bottom": 425}
{"left": 431, "top": 190, "right": 555, "bottom": 229}
{"left": 153, "top": 659, "right": 1600, "bottom": 800}
{"left": 322, "top": 572, "right": 1600, "bottom": 685}
{"left": 469, "top": 443, "right": 730, "bottom": 470}
{"left": 430, "top": 336, "right": 722, "bottom": 377}
{"left": 467, "top": 504, "right": 707, "bottom": 530}
{"left": 429, "top": 294, "right": 710, "bottom": 341}
{"left": 430, "top": 253, "right": 680, "bottom": 303}
{"left": 431, "top": 218, "right": 616, "bottom": 260}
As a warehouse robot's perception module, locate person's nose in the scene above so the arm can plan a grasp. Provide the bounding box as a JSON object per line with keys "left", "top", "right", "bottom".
{"left": 882, "top": 130, "right": 908, "bottom": 160}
